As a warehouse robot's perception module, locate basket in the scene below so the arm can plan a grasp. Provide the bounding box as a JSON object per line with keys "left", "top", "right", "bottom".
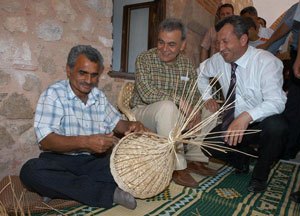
{"left": 110, "top": 133, "right": 175, "bottom": 198}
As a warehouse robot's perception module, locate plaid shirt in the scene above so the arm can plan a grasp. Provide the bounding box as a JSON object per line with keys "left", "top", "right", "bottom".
{"left": 130, "top": 48, "right": 200, "bottom": 108}
{"left": 34, "top": 80, "right": 121, "bottom": 154}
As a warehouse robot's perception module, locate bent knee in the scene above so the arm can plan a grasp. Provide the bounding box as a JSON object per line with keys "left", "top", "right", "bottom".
{"left": 20, "top": 158, "right": 40, "bottom": 183}
{"left": 263, "top": 115, "right": 288, "bottom": 136}
{"left": 156, "top": 100, "right": 178, "bottom": 116}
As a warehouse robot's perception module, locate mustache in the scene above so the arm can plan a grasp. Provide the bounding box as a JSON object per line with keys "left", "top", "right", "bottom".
{"left": 79, "top": 82, "right": 93, "bottom": 87}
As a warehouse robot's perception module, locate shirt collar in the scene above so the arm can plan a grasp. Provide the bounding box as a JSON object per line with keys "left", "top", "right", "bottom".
{"left": 66, "top": 79, "right": 98, "bottom": 105}
{"left": 234, "top": 46, "right": 252, "bottom": 69}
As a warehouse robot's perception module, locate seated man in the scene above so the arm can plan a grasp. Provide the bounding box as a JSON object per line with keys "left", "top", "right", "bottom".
{"left": 20, "top": 45, "right": 149, "bottom": 209}
{"left": 198, "top": 16, "right": 288, "bottom": 193}
{"left": 130, "top": 18, "right": 217, "bottom": 188}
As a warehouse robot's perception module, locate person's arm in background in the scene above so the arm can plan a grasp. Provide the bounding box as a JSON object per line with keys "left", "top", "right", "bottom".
{"left": 257, "top": 23, "right": 292, "bottom": 50}
{"left": 293, "top": 32, "right": 300, "bottom": 79}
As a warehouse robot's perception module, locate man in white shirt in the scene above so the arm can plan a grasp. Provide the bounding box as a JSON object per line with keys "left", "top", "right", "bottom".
{"left": 197, "top": 16, "right": 288, "bottom": 193}
{"left": 240, "top": 6, "right": 273, "bottom": 40}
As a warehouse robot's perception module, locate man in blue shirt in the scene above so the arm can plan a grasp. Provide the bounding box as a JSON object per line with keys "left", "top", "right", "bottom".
{"left": 258, "top": 3, "right": 300, "bottom": 160}
{"left": 20, "top": 45, "right": 148, "bottom": 209}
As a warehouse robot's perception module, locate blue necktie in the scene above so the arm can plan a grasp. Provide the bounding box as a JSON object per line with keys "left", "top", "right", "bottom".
{"left": 221, "top": 63, "right": 238, "bottom": 131}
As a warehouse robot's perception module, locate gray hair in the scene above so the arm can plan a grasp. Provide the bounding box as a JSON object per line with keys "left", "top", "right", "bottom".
{"left": 67, "top": 45, "right": 104, "bottom": 69}
{"left": 215, "top": 15, "right": 248, "bottom": 38}
{"left": 159, "top": 18, "right": 187, "bottom": 41}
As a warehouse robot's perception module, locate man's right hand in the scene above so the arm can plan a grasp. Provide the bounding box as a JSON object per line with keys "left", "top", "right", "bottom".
{"left": 204, "top": 98, "right": 220, "bottom": 113}
{"left": 87, "top": 132, "right": 117, "bottom": 153}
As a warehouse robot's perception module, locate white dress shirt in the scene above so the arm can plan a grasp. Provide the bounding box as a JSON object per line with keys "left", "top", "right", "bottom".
{"left": 197, "top": 46, "right": 286, "bottom": 122}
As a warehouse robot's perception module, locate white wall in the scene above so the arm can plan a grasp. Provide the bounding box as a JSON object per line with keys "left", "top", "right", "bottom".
{"left": 112, "top": 0, "right": 154, "bottom": 72}
{"left": 252, "top": 0, "right": 299, "bottom": 28}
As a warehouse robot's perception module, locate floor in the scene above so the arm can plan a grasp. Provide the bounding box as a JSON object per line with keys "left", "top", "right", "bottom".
{"left": 281, "top": 152, "right": 300, "bottom": 165}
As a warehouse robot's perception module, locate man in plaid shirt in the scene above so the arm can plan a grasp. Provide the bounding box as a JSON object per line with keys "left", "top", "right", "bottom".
{"left": 19, "top": 45, "right": 149, "bottom": 209}
{"left": 130, "top": 18, "right": 217, "bottom": 188}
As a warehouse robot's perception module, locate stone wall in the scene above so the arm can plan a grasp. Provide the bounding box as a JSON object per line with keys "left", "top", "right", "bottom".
{"left": 0, "top": 0, "right": 122, "bottom": 180}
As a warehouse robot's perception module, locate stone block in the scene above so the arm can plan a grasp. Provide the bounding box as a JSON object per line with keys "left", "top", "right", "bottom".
{"left": 37, "top": 20, "right": 63, "bottom": 41}
{"left": 0, "top": 0, "right": 22, "bottom": 13}
{"left": 0, "top": 126, "right": 15, "bottom": 148}
{"left": 0, "top": 93, "right": 34, "bottom": 119}
{"left": 0, "top": 93, "right": 8, "bottom": 102}
{"left": 0, "top": 70, "right": 11, "bottom": 87}
{"left": 22, "top": 74, "right": 42, "bottom": 92}
{"left": 13, "top": 64, "right": 38, "bottom": 71}
{"left": 52, "top": 0, "right": 77, "bottom": 23}
{"left": 38, "top": 48, "right": 57, "bottom": 74}
{"left": 4, "top": 17, "right": 28, "bottom": 33}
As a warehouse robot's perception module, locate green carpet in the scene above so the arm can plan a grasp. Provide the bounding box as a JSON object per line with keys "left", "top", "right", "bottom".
{"left": 33, "top": 161, "right": 300, "bottom": 216}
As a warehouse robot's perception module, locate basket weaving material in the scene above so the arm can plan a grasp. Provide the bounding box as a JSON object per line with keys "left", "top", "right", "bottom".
{"left": 0, "top": 175, "right": 80, "bottom": 214}
{"left": 110, "top": 133, "right": 175, "bottom": 199}
{"left": 117, "top": 82, "right": 136, "bottom": 121}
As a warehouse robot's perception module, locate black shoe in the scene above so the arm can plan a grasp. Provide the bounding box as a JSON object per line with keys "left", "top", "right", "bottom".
{"left": 247, "top": 179, "right": 266, "bottom": 193}
{"left": 290, "top": 191, "right": 300, "bottom": 203}
{"left": 234, "top": 164, "right": 249, "bottom": 174}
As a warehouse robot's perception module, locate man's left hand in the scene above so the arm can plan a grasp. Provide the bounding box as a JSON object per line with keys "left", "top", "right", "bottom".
{"left": 125, "top": 121, "right": 151, "bottom": 135}
{"left": 224, "top": 112, "right": 252, "bottom": 146}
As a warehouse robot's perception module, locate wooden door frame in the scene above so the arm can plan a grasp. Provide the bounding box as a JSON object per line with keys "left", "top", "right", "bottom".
{"left": 120, "top": 0, "right": 166, "bottom": 73}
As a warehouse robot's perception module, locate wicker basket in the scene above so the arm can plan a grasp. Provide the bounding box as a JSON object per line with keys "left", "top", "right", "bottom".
{"left": 110, "top": 132, "right": 175, "bottom": 199}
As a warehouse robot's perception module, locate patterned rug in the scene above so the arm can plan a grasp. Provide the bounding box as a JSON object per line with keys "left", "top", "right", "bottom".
{"left": 32, "top": 161, "right": 300, "bottom": 216}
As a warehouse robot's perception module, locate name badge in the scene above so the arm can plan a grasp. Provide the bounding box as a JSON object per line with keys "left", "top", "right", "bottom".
{"left": 180, "top": 76, "right": 190, "bottom": 81}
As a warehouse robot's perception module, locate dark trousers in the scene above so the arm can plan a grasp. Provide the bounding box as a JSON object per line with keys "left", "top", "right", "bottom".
{"left": 203, "top": 114, "right": 288, "bottom": 182}
{"left": 283, "top": 47, "right": 300, "bottom": 158}
{"left": 20, "top": 152, "right": 117, "bottom": 208}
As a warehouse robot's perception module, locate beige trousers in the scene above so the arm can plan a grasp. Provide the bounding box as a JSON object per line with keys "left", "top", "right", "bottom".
{"left": 132, "top": 100, "right": 217, "bottom": 170}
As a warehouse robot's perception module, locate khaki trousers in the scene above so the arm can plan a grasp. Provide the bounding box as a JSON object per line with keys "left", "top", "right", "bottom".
{"left": 132, "top": 100, "right": 217, "bottom": 170}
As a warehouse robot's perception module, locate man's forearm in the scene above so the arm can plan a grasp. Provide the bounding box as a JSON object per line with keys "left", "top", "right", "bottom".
{"left": 40, "top": 133, "right": 88, "bottom": 152}
{"left": 263, "top": 23, "right": 292, "bottom": 48}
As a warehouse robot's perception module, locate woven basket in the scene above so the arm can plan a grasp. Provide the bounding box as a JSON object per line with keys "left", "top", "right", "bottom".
{"left": 110, "top": 132, "right": 175, "bottom": 199}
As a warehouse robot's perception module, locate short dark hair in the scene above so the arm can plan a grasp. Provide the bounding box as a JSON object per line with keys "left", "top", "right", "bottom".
{"left": 240, "top": 6, "right": 257, "bottom": 16}
{"left": 159, "top": 18, "right": 187, "bottom": 41}
{"left": 216, "top": 3, "right": 234, "bottom": 19}
{"left": 243, "top": 17, "right": 257, "bottom": 30}
{"left": 215, "top": 15, "right": 248, "bottom": 38}
{"left": 258, "top": 17, "right": 267, "bottom": 27}
{"left": 67, "top": 45, "right": 104, "bottom": 69}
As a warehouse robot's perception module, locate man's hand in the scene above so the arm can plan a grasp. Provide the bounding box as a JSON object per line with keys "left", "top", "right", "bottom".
{"left": 204, "top": 98, "right": 220, "bottom": 113}
{"left": 87, "top": 132, "right": 117, "bottom": 153}
{"left": 124, "top": 121, "right": 151, "bottom": 135}
{"left": 224, "top": 112, "right": 252, "bottom": 146}
{"left": 294, "top": 56, "right": 300, "bottom": 79}
{"left": 185, "top": 110, "right": 202, "bottom": 132}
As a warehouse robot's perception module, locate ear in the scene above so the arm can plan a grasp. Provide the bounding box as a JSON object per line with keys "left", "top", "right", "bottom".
{"left": 66, "top": 64, "right": 71, "bottom": 78}
{"left": 99, "top": 65, "right": 104, "bottom": 76}
{"left": 240, "top": 34, "right": 248, "bottom": 46}
{"left": 180, "top": 39, "right": 187, "bottom": 51}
